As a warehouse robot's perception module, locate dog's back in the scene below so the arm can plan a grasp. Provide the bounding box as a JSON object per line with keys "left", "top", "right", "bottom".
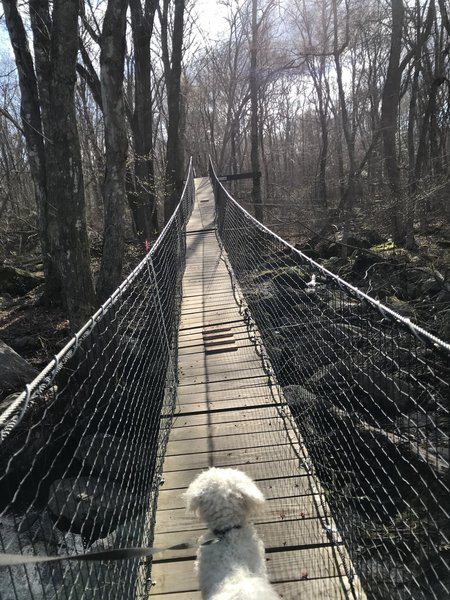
{"left": 212, "top": 573, "right": 280, "bottom": 600}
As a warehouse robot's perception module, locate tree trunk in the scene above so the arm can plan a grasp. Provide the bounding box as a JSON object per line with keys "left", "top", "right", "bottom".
{"left": 46, "top": 0, "right": 95, "bottom": 326}
{"left": 250, "top": 0, "right": 263, "bottom": 222}
{"left": 332, "top": 0, "right": 356, "bottom": 258}
{"left": 317, "top": 104, "right": 329, "bottom": 211}
{"left": 161, "top": 0, "right": 186, "bottom": 223}
{"left": 96, "top": 0, "right": 129, "bottom": 302}
{"left": 29, "top": 0, "right": 62, "bottom": 302}
{"left": 129, "top": 0, "right": 159, "bottom": 241}
{"left": 380, "top": 0, "right": 412, "bottom": 247}
{"left": 2, "top": 0, "right": 60, "bottom": 302}
{"left": 308, "top": 56, "right": 329, "bottom": 223}
{"left": 77, "top": 23, "right": 157, "bottom": 243}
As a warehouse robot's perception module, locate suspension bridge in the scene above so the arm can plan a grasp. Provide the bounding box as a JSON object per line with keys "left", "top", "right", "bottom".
{"left": 0, "top": 159, "right": 448, "bottom": 600}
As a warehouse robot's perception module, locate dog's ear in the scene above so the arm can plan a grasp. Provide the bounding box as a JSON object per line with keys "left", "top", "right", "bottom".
{"left": 182, "top": 484, "right": 203, "bottom": 514}
{"left": 236, "top": 478, "right": 265, "bottom": 515}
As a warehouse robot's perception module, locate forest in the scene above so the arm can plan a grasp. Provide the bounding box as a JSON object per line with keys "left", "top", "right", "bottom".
{"left": 0, "top": 0, "right": 449, "bottom": 374}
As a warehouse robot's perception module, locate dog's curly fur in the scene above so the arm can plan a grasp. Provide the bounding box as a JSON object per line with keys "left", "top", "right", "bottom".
{"left": 184, "top": 467, "right": 281, "bottom": 599}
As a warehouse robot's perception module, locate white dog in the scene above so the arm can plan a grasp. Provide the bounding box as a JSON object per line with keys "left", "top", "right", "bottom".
{"left": 183, "top": 467, "right": 281, "bottom": 599}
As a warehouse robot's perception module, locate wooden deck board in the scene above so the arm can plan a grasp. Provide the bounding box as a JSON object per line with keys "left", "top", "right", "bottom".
{"left": 179, "top": 310, "right": 243, "bottom": 326}
{"left": 149, "top": 577, "right": 353, "bottom": 600}
{"left": 180, "top": 324, "right": 252, "bottom": 339}
{"left": 175, "top": 396, "right": 285, "bottom": 414}
{"left": 153, "top": 497, "right": 329, "bottom": 533}
{"left": 150, "top": 178, "right": 365, "bottom": 599}
{"left": 177, "top": 358, "right": 264, "bottom": 376}
{"left": 166, "top": 415, "right": 293, "bottom": 441}
{"left": 175, "top": 381, "right": 276, "bottom": 397}
{"left": 178, "top": 324, "right": 249, "bottom": 344}
{"left": 179, "top": 334, "right": 261, "bottom": 358}
{"left": 153, "top": 519, "right": 340, "bottom": 562}
{"left": 179, "top": 317, "right": 243, "bottom": 333}
{"left": 161, "top": 462, "right": 305, "bottom": 490}
{"left": 175, "top": 387, "right": 286, "bottom": 412}
{"left": 178, "top": 354, "right": 264, "bottom": 372}
{"left": 157, "top": 475, "right": 319, "bottom": 511}
{"left": 165, "top": 429, "right": 294, "bottom": 457}
{"left": 176, "top": 375, "right": 274, "bottom": 394}
{"left": 176, "top": 369, "right": 272, "bottom": 388}
{"left": 162, "top": 443, "right": 298, "bottom": 473}
{"left": 170, "top": 406, "right": 289, "bottom": 430}
{"left": 151, "top": 547, "right": 354, "bottom": 596}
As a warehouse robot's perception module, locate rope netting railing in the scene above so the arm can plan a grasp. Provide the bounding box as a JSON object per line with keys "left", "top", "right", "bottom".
{"left": 0, "top": 160, "right": 194, "bottom": 600}
{"left": 209, "top": 159, "right": 450, "bottom": 600}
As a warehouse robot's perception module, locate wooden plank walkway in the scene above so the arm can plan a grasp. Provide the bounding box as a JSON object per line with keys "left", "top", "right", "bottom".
{"left": 150, "top": 178, "right": 366, "bottom": 599}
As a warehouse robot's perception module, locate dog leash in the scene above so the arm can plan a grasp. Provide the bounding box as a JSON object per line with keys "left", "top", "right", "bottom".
{"left": 0, "top": 537, "right": 219, "bottom": 568}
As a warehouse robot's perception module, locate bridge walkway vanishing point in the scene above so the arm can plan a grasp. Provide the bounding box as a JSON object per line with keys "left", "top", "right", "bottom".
{"left": 149, "top": 178, "right": 366, "bottom": 599}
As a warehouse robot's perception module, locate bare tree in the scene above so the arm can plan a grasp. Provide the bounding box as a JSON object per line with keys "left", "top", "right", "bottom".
{"left": 129, "top": 0, "right": 159, "bottom": 240}
{"left": 3, "top": 0, "right": 95, "bottom": 325}
{"left": 96, "top": 0, "right": 129, "bottom": 302}
{"left": 160, "top": 0, "right": 186, "bottom": 223}
{"left": 2, "top": 0, "right": 58, "bottom": 300}
{"left": 250, "top": 0, "right": 263, "bottom": 221}
{"left": 380, "top": 0, "right": 412, "bottom": 248}
{"left": 45, "top": 0, "right": 96, "bottom": 324}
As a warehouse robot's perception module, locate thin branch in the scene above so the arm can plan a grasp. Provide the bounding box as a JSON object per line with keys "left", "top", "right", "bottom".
{"left": 0, "top": 105, "right": 25, "bottom": 135}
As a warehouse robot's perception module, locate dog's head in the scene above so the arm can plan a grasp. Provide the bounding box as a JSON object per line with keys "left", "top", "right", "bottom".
{"left": 183, "top": 467, "right": 265, "bottom": 530}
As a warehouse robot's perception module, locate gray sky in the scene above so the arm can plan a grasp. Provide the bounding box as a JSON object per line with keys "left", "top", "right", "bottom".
{"left": 192, "top": 0, "right": 230, "bottom": 40}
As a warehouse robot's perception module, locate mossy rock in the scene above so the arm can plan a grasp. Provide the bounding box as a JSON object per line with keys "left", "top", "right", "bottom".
{"left": 0, "top": 339, "right": 38, "bottom": 396}
{"left": 387, "top": 295, "right": 416, "bottom": 318}
{"left": 370, "top": 240, "right": 396, "bottom": 253}
{"left": 0, "top": 265, "right": 43, "bottom": 296}
{"left": 320, "top": 256, "right": 352, "bottom": 276}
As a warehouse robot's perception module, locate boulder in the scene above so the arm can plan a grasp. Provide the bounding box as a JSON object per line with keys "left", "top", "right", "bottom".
{"left": 294, "top": 243, "right": 319, "bottom": 260}
{"left": 303, "top": 362, "right": 353, "bottom": 395}
{"left": 351, "top": 252, "right": 382, "bottom": 277}
{"left": 0, "top": 512, "right": 84, "bottom": 600}
{"left": 421, "top": 277, "right": 442, "bottom": 296}
{"left": 16, "top": 511, "right": 58, "bottom": 545}
{"left": 320, "top": 255, "right": 351, "bottom": 275}
{"left": 283, "top": 384, "right": 318, "bottom": 408}
{"left": 398, "top": 268, "right": 433, "bottom": 301}
{"left": 346, "top": 235, "right": 372, "bottom": 251}
{"left": 52, "top": 515, "right": 148, "bottom": 600}
{"left": 353, "top": 369, "right": 414, "bottom": 414}
{"left": 386, "top": 296, "right": 416, "bottom": 318}
{"left": 0, "top": 265, "right": 43, "bottom": 296}
{"left": 74, "top": 434, "right": 148, "bottom": 482}
{"left": 359, "top": 229, "right": 385, "bottom": 246}
{"left": 0, "top": 339, "right": 38, "bottom": 397}
{"left": 315, "top": 241, "right": 340, "bottom": 259}
{"left": 277, "top": 353, "right": 318, "bottom": 385}
{"left": 95, "top": 514, "right": 147, "bottom": 549}
{"left": 48, "top": 477, "right": 137, "bottom": 540}
{"left": 56, "top": 522, "right": 147, "bottom": 600}
{"left": 10, "top": 335, "right": 41, "bottom": 354}
{"left": 54, "top": 551, "right": 115, "bottom": 600}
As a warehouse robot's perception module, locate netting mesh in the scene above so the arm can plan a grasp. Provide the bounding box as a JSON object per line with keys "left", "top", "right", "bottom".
{"left": 210, "top": 160, "right": 450, "bottom": 600}
{"left": 0, "top": 161, "right": 194, "bottom": 600}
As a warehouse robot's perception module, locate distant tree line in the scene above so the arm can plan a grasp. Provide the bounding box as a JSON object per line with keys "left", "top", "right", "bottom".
{"left": 1, "top": 0, "right": 449, "bottom": 327}
{"left": 185, "top": 0, "right": 450, "bottom": 252}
